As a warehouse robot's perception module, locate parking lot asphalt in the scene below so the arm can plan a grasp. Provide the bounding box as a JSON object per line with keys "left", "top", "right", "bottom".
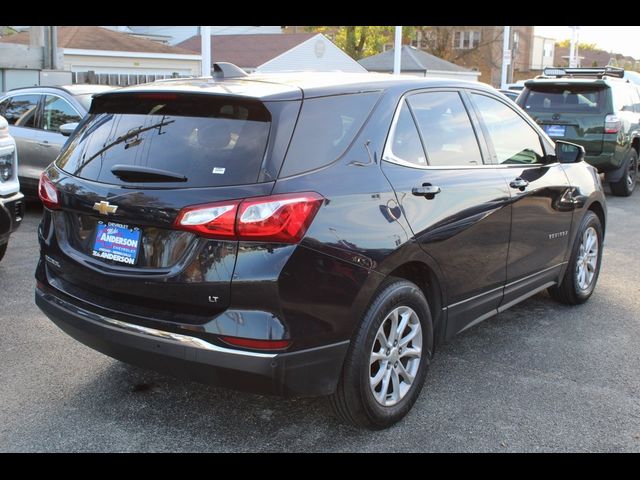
{"left": 1, "top": 191, "right": 639, "bottom": 453}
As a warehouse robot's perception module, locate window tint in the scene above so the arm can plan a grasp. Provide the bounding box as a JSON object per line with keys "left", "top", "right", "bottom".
{"left": 472, "top": 93, "right": 544, "bottom": 165}
{"left": 521, "top": 85, "right": 605, "bottom": 114}
{"left": 408, "top": 91, "right": 483, "bottom": 167}
{"left": 56, "top": 94, "right": 272, "bottom": 187}
{"left": 387, "top": 100, "right": 426, "bottom": 166}
{"left": 1, "top": 94, "right": 40, "bottom": 128}
{"left": 280, "top": 92, "right": 380, "bottom": 177}
{"left": 43, "top": 95, "right": 81, "bottom": 132}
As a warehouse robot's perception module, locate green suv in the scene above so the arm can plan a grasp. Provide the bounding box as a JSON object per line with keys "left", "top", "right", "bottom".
{"left": 518, "top": 67, "right": 640, "bottom": 196}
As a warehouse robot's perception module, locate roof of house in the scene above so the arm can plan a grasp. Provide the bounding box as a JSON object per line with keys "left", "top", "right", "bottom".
{"left": 177, "top": 33, "right": 318, "bottom": 68}
{"left": 359, "top": 45, "right": 473, "bottom": 73}
{"left": 0, "top": 26, "right": 195, "bottom": 54}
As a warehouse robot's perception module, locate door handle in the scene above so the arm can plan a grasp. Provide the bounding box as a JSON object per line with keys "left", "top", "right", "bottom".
{"left": 412, "top": 184, "right": 441, "bottom": 199}
{"left": 509, "top": 178, "right": 529, "bottom": 190}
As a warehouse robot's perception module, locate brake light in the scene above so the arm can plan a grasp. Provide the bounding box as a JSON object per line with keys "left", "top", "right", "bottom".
{"left": 174, "top": 200, "right": 240, "bottom": 238}
{"left": 605, "top": 114, "right": 621, "bottom": 134}
{"left": 174, "top": 192, "right": 324, "bottom": 243}
{"left": 38, "top": 173, "right": 60, "bottom": 210}
{"left": 220, "top": 336, "right": 291, "bottom": 351}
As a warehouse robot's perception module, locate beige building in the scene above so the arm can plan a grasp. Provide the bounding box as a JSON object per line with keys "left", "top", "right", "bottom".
{"left": 0, "top": 26, "right": 201, "bottom": 87}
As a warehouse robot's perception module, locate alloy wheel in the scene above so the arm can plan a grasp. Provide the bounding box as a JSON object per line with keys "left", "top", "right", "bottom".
{"left": 576, "top": 226, "right": 599, "bottom": 291}
{"left": 369, "top": 306, "right": 422, "bottom": 407}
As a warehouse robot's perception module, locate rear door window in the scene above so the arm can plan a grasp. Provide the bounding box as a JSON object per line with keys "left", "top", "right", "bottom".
{"left": 521, "top": 85, "right": 606, "bottom": 114}
{"left": 43, "top": 95, "right": 82, "bottom": 132}
{"left": 56, "top": 93, "right": 272, "bottom": 187}
{"left": 280, "top": 92, "right": 380, "bottom": 177}
{"left": 386, "top": 100, "right": 427, "bottom": 166}
{"left": 407, "top": 91, "right": 484, "bottom": 167}
{"left": 0, "top": 94, "right": 41, "bottom": 128}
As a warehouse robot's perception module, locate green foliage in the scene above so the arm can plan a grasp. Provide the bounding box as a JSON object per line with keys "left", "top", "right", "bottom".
{"left": 556, "top": 39, "right": 598, "bottom": 50}
{"left": 306, "top": 26, "right": 395, "bottom": 60}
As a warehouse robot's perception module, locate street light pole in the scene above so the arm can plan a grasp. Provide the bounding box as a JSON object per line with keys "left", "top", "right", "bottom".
{"left": 569, "top": 26, "right": 580, "bottom": 68}
{"left": 201, "top": 26, "right": 211, "bottom": 77}
{"left": 500, "top": 26, "right": 511, "bottom": 89}
{"left": 393, "top": 26, "right": 402, "bottom": 75}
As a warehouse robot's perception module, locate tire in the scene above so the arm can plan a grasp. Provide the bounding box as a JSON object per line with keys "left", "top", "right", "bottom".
{"left": 548, "top": 211, "right": 603, "bottom": 305}
{"left": 0, "top": 243, "right": 6, "bottom": 263}
{"left": 610, "top": 149, "right": 637, "bottom": 197}
{"left": 330, "top": 278, "right": 433, "bottom": 429}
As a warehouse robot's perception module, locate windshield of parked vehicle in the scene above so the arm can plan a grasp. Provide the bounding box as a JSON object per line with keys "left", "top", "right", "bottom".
{"left": 521, "top": 85, "right": 607, "bottom": 114}
{"left": 56, "top": 93, "right": 272, "bottom": 187}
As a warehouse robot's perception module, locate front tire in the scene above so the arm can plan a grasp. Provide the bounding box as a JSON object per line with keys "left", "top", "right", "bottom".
{"left": 548, "top": 211, "right": 603, "bottom": 305}
{"left": 610, "top": 149, "right": 637, "bottom": 197}
{"left": 330, "top": 278, "right": 433, "bottom": 429}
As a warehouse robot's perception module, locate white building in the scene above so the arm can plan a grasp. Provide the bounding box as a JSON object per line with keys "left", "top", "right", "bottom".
{"left": 530, "top": 36, "right": 556, "bottom": 71}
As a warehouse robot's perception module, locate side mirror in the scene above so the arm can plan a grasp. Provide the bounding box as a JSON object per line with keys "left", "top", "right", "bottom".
{"left": 59, "top": 122, "right": 79, "bottom": 137}
{"left": 555, "top": 140, "right": 585, "bottom": 164}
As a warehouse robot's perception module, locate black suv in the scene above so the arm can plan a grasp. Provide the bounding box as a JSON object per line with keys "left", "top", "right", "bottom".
{"left": 35, "top": 72, "right": 606, "bottom": 429}
{"left": 517, "top": 66, "right": 640, "bottom": 196}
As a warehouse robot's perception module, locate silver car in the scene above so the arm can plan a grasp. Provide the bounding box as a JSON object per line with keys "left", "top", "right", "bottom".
{"left": 0, "top": 84, "right": 115, "bottom": 197}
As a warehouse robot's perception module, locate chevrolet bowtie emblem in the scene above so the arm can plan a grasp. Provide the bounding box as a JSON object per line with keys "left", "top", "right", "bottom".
{"left": 93, "top": 201, "right": 118, "bottom": 215}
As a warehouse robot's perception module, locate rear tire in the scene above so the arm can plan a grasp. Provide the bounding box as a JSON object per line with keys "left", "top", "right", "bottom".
{"left": 0, "top": 243, "right": 6, "bottom": 263}
{"left": 610, "top": 150, "right": 637, "bottom": 197}
{"left": 330, "top": 278, "right": 433, "bottom": 429}
{"left": 548, "top": 211, "right": 603, "bottom": 305}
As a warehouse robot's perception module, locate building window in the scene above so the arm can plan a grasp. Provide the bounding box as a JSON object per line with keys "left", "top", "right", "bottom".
{"left": 454, "top": 31, "right": 481, "bottom": 49}
{"left": 543, "top": 44, "right": 553, "bottom": 58}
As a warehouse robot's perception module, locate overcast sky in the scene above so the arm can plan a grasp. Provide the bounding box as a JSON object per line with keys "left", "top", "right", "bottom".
{"left": 535, "top": 26, "right": 640, "bottom": 58}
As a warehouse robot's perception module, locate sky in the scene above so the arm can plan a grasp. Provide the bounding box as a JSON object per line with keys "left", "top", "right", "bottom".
{"left": 535, "top": 26, "right": 640, "bottom": 59}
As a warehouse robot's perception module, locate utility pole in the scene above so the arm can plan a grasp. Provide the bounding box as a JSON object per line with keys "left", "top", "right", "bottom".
{"left": 500, "top": 26, "right": 511, "bottom": 89}
{"left": 201, "top": 25, "right": 211, "bottom": 77}
{"left": 393, "top": 26, "right": 402, "bottom": 75}
{"left": 569, "top": 26, "right": 580, "bottom": 68}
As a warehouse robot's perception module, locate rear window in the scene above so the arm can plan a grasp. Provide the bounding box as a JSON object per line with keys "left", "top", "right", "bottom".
{"left": 280, "top": 92, "right": 380, "bottom": 177}
{"left": 56, "top": 93, "right": 271, "bottom": 187}
{"left": 521, "top": 84, "right": 607, "bottom": 114}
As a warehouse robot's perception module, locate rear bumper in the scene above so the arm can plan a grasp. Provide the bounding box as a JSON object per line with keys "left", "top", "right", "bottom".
{"left": 35, "top": 285, "right": 349, "bottom": 397}
{"left": 0, "top": 191, "right": 25, "bottom": 243}
{"left": 585, "top": 152, "right": 618, "bottom": 172}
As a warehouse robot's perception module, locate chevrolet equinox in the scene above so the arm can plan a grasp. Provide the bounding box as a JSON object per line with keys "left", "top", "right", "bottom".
{"left": 35, "top": 72, "right": 607, "bottom": 429}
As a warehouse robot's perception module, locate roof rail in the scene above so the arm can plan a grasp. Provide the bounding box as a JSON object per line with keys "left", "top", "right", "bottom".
{"left": 212, "top": 62, "right": 247, "bottom": 79}
{"left": 542, "top": 66, "right": 625, "bottom": 79}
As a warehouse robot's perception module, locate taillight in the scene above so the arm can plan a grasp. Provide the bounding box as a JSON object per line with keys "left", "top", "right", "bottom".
{"left": 605, "top": 114, "right": 621, "bottom": 134}
{"left": 38, "top": 173, "right": 60, "bottom": 210}
{"left": 174, "top": 200, "right": 240, "bottom": 238}
{"left": 220, "top": 336, "right": 291, "bottom": 351}
{"left": 174, "top": 192, "right": 324, "bottom": 243}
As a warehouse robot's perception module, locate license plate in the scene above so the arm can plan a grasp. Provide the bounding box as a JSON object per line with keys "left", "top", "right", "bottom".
{"left": 92, "top": 222, "right": 141, "bottom": 265}
{"left": 543, "top": 124, "right": 566, "bottom": 137}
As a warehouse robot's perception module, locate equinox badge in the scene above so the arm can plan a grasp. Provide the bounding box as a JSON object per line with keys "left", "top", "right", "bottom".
{"left": 93, "top": 201, "right": 118, "bottom": 215}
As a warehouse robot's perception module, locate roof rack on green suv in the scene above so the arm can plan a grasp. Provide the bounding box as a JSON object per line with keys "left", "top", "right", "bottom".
{"left": 518, "top": 66, "right": 640, "bottom": 196}
{"left": 540, "top": 66, "right": 625, "bottom": 79}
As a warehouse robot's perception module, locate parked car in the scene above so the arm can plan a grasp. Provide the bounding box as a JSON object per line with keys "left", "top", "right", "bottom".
{"left": 0, "top": 115, "right": 24, "bottom": 263}
{"left": 0, "top": 85, "right": 115, "bottom": 198}
{"left": 498, "top": 89, "right": 520, "bottom": 101}
{"left": 35, "top": 71, "right": 607, "bottom": 429}
{"left": 517, "top": 66, "right": 640, "bottom": 196}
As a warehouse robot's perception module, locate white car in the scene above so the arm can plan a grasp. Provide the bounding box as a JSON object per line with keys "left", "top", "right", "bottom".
{"left": 0, "top": 115, "right": 24, "bottom": 262}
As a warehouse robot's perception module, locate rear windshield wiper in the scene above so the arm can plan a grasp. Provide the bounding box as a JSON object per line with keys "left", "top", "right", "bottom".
{"left": 111, "top": 165, "right": 187, "bottom": 182}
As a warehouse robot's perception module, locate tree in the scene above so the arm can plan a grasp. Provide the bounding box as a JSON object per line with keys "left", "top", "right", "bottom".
{"left": 306, "top": 26, "right": 395, "bottom": 60}
{"left": 555, "top": 39, "right": 598, "bottom": 50}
